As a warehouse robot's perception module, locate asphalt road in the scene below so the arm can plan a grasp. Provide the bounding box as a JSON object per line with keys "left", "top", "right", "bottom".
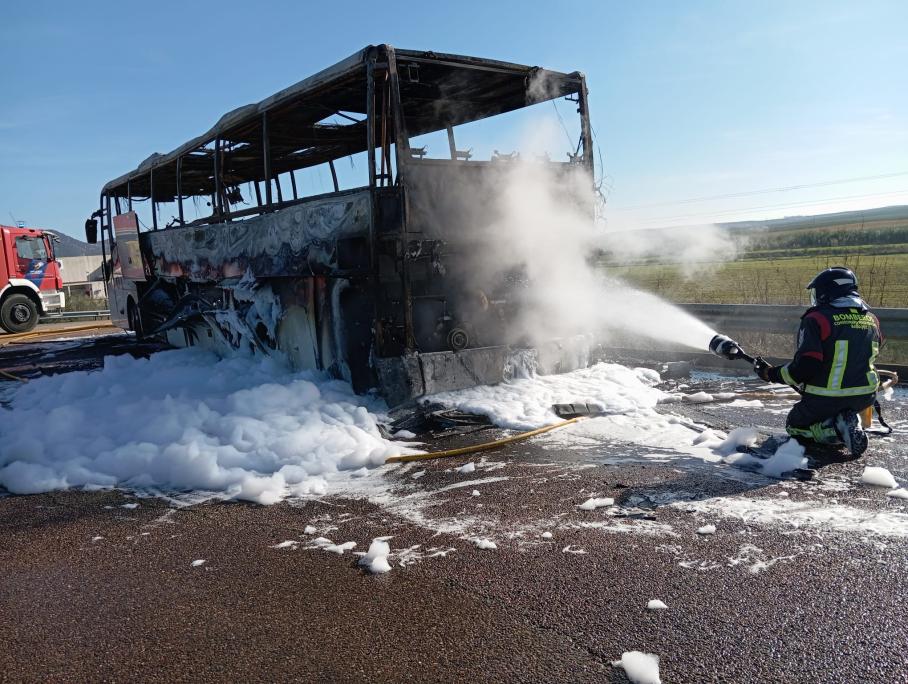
{"left": 2, "top": 343, "right": 908, "bottom": 683}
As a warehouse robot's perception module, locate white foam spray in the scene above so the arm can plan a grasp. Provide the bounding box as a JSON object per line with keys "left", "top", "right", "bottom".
{"left": 468, "top": 153, "right": 717, "bottom": 350}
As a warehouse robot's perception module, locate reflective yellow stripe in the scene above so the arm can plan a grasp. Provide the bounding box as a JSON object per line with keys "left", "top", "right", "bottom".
{"left": 827, "top": 340, "right": 848, "bottom": 390}
{"left": 803, "top": 383, "right": 877, "bottom": 397}
{"left": 780, "top": 364, "right": 796, "bottom": 386}
{"left": 866, "top": 341, "right": 880, "bottom": 388}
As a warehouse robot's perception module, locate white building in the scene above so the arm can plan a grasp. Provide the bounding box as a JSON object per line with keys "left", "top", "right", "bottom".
{"left": 59, "top": 255, "right": 106, "bottom": 299}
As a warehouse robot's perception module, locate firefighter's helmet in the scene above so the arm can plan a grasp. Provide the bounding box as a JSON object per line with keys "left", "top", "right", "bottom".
{"left": 806, "top": 266, "right": 859, "bottom": 306}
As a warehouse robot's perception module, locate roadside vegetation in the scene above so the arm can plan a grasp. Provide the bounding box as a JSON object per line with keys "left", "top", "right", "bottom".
{"left": 602, "top": 209, "right": 908, "bottom": 307}
{"left": 601, "top": 208, "right": 908, "bottom": 363}
{"left": 606, "top": 254, "right": 907, "bottom": 308}
{"left": 64, "top": 292, "right": 108, "bottom": 312}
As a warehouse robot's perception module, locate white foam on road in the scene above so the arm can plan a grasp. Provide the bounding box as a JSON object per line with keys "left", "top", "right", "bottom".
{"left": 576, "top": 519, "right": 677, "bottom": 537}
{"left": 861, "top": 466, "right": 898, "bottom": 489}
{"left": 647, "top": 599, "right": 668, "bottom": 610}
{"left": 543, "top": 411, "right": 714, "bottom": 457}
{"left": 724, "top": 438, "right": 808, "bottom": 478}
{"left": 612, "top": 651, "right": 661, "bottom": 684}
{"left": 562, "top": 544, "right": 587, "bottom": 554}
{"left": 271, "top": 540, "right": 299, "bottom": 549}
{"left": 0, "top": 348, "right": 413, "bottom": 504}
{"left": 728, "top": 399, "right": 764, "bottom": 408}
{"left": 709, "top": 428, "right": 760, "bottom": 456}
{"left": 578, "top": 497, "right": 614, "bottom": 511}
{"left": 680, "top": 497, "right": 908, "bottom": 538}
{"left": 683, "top": 391, "right": 713, "bottom": 403}
{"left": 472, "top": 538, "right": 498, "bottom": 550}
{"left": 727, "top": 543, "right": 798, "bottom": 574}
{"left": 359, "top": 538, "right": 392, "bottom": 574}
{"left": 427, "top": 363, "right": 664, "bottom": 430}
{"left": 536, "top": 402, "right": 802, "bottom": 479}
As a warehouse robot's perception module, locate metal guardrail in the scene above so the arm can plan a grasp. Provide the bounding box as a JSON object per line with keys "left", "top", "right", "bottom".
{"left": 678, "top": 304, "right": 908, "bottom": 339}
{"left": 37, "top": 304, "right": 908, "bottom": 335}
{"left": 36, "top": 304, "right": 908, "bottom": 335}
{"left": 41, "top": 310, "right": 111, "bottom": 321}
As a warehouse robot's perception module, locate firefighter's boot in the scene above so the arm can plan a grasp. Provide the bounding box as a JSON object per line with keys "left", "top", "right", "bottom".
{"left": 835, "top": 409, "right": 868, "bottom": 458}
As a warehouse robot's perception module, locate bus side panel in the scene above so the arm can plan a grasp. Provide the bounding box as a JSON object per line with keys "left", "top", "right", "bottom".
{"left": 143, "top": 190, "right": 370, "bottom": 282}
{"left": 134, "top": 193, "right": 376, "bottom": 389}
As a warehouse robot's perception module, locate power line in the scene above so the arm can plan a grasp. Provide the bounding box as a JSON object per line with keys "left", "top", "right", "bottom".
{"left": 625, "top": 188, "right": 908, "bottom": 226}
{"left": 612, "top": 171, "right": 908, "bottom": 211}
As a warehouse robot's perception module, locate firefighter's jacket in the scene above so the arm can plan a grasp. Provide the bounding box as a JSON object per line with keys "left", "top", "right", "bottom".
{"left": 767, "top": 298, "right": 883, "bottom": 398}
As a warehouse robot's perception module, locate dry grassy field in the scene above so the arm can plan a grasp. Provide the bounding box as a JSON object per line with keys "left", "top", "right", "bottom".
{"left": 601, "top": 209, "right": 908, "bottom": 362}
{"left": 606, "top": 253, "right": 908, "bottom": 308}
{"left": 602, "top": 208, "right": 908, "bottom": 307}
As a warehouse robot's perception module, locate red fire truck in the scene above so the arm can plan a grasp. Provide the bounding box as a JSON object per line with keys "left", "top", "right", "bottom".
{"left": 0, "top": 225, "right": 65, "bottom": 333}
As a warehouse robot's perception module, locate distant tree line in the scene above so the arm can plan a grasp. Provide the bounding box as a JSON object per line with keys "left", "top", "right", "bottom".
{"left": 749, "top": 226, "right": 908, "bottom": 252}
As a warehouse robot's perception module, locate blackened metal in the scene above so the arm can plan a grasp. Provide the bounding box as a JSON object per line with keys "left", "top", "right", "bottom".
{"left": 379, "top": 70, "right": 391, "bottom": 186}
{"left": 95, "top": 45, "right": 596, "bottom": 404}
{"left": 366, "top": 58, "right": 377, "bottom": 190}
{"left": 578, "top": 75, "right": 594, "bottom": 176}
{"left": 176, "top": 156, "right": 184, "bottom": 225}
{"left": 180, "top": 187, "right": 368, "bottom": 227}
{"left": 387, "top": 46, "right": 415, "bottom": 350}
{"left": 144, "top": 191, "right": 370, "bottom": 281}
{"left": 328, "top": 159, "right": 339, "bottom": 192}
{"left": 101, "top": 194, "right": 110, "bottom": 298}
{"left": 150, "top": 171, "right": 158, "bottom": 231}
{"left": 213, "top": 138, "right": 223, "bottom": 217}
{"left": 263, "top": 113, "right": 273, "bottom": 207}
{"left": 102, "top": 46, "right": 582, "bottom": 201}
{"left": 446, "top": 125, "right": 457, "bottom": 160}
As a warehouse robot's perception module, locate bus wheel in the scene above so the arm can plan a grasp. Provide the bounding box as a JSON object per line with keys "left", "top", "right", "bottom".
{"left": 1, "top": 294, "right": 39, "bottom": 334}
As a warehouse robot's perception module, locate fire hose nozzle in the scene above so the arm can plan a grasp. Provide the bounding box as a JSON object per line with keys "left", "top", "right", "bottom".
{"left": 709, "top": 334, "right": 755, "bottom": 364}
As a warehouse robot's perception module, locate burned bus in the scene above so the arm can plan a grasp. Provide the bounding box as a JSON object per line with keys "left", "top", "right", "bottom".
{"left": 86, "top": 45, "right": 595, "bottom": 404}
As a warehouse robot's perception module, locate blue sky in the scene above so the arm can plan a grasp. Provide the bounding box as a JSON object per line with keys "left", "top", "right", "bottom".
{"left": 1, "top": 0, "right": 906, "bottom": 237}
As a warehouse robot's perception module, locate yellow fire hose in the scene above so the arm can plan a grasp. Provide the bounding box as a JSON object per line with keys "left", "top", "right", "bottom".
{"left": 0, "top": 323, "right": 119, "bottom": 346}
{"left": 385, "top": 417, "right": 583, "bottom": 463}
{"left": 384, "top": 370, "right": 900, "bottom": 465}
{"left": 0, "top": 323, "right": 121, "bottom": 383}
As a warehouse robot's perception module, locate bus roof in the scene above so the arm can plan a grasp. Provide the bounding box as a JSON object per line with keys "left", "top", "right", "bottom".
{"left": 101, "top": 45, "right": 583, "bottom": 202}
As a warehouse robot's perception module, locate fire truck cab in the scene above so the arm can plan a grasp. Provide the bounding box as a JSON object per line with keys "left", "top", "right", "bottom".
{"left": 0, "top": 225, "right": 65, "bottom": 333}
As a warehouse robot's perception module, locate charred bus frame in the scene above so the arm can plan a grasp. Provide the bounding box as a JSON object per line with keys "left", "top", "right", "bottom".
{"left": 88, "top": 45, "right": 594, "bottom": 403}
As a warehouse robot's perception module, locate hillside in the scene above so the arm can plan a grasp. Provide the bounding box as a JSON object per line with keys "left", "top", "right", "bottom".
{"left": 45, "top": 230, "right": 104, "bottom": 257}
{"left": 601, "top": 204, "right": 908, "bottom": 264}
{"left": 720, "top": 205, "right": 908, "bottom": 233}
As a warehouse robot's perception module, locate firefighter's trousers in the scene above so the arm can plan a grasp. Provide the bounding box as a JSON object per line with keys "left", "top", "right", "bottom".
{"left": 785, "top": 393, "right": 876, "bottom": 444}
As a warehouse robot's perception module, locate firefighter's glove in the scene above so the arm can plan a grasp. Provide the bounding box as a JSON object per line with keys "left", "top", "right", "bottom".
{"left": 753, "top": 356, "right": 773, "bottom": 382}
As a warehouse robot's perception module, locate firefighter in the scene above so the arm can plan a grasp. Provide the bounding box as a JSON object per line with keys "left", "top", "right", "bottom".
{"left": 753, "top": 267, "right": 883, "bottom": 457}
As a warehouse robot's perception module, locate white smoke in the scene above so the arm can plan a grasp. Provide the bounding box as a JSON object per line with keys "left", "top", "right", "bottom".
{"left": 597, "top": 221, "right": 744, "bottom": 278}
{"left": 468, "top": 157, "right": 718, "bottom": 350}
